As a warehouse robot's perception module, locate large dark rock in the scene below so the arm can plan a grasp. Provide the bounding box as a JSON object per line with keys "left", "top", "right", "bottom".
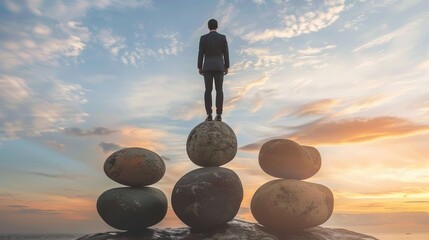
{"left": 97, "top": 187, "right": 167, "bottom": 230}
{"left": 251, "top": 179, "right": 334, "bottom": 233}
{"left": 186, "top": 121, "right": 237, "bottom": 167}
{"left": 171, "top": 167, "right": 243, "bottom": 229}
{"left": 104, "top": 147, "right": 165, "bottom": 187}
{"left": 77, "top": 219, "right": 379, "bottom": 240}
{"left": 259, "top": 139, "right": 321, "bottom": 180}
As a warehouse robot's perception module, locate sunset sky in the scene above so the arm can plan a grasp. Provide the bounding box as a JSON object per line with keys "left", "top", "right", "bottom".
{"left": 1, "top": 0, "right": 429, "bottom": 237}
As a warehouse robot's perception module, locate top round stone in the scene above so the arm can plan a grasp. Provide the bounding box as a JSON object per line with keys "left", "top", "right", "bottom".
{"left": 104, "top": 147, "right": 166, "bottom": 187}
{"left": 186, "top": 121, "right": 237, "bottom": 167}
{"left": 258, "top": 139, "right": 321, "bottom": 180}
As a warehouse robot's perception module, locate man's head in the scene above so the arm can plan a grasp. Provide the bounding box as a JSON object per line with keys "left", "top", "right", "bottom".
{"left": 208, "top": 19, "right": 218, "bottom": 30}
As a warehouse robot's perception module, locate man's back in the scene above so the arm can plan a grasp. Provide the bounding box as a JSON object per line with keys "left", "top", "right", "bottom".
{"left": 198, "top": 31, "right": 229, "bottom": 72}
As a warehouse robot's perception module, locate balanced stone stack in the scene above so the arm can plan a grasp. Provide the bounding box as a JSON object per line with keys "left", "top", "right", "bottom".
{"left": 251, "top": 139, "right": 334, "bottom": 233}
{"left": 171, "top": 121, "right": 244, "bottom": 229}
{"left": 97, "top": 147, "right": 168, "bottom": 231}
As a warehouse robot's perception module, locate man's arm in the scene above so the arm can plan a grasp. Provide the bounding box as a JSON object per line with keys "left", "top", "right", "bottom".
{"left": 223, "top": 35, "right": 229, "bottom": 75}
{"left": 197, "top": 36, "right": 204, "bottom": 74}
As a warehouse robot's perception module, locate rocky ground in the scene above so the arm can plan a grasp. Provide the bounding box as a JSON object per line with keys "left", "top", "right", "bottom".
{"left": 77, "top": 219, "right": 378, "bottom": 240}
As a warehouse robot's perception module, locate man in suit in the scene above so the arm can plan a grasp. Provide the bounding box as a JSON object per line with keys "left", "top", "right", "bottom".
{"left": 198, "top": 19, "right": 229, "bottom": 121}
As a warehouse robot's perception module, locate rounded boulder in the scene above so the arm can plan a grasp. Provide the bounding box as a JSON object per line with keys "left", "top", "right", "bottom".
{"left": 171, "top": 167, "right": 243, "bottom": 229}
{"left": 104, "top": 147, "right": 165, "bottom": 187}
{"left": 259, "top": 139, "right": 321, "bottom": 180}
{"left": 186, "top": 121, "right": 237, "bottom": 167}
{"left": 97, "top": 187, "right": 168, "bottom": 230}
{"left": 251, "top": 179, "right": 334, "bottom": 232}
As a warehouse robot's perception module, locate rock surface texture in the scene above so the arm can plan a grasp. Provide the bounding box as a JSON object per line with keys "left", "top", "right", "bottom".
{"left": 104, "top": 147, "right": 166, "bottom": 187}
{"left": 77, "top": 219, "right": 379, "bottom": 240}
{"left": 252, "top": 138, "right": 333, "bottom": 232}
{"left": 251, "top": 179, "right": 334, "bottom": 232}
{"left": 259, "top": 139, "right": 321, "bottom": 180}
{"left": 97, "top": 187, "right": 168, "bottom": 230}
{"left": 98, "top": 147, "right": 168, "bottom": 230}
{"left": 186, "top": 121, "right": 237, "bottom": 167}
{"left": 171, "top": 167, "right": 243, "bottom": 229}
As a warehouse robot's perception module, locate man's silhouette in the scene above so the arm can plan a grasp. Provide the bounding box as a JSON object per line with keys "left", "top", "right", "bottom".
{"left": 198, "top": 19, "right": 229, "bottom": 121}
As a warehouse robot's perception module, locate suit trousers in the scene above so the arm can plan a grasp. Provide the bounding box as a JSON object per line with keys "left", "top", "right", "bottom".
{"left": 203, "top": 71, "right": 224, "bottom": 115}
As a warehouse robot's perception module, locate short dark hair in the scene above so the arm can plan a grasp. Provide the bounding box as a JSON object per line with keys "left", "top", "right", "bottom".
{"left": 208, "top": 19, "right": 218, "bottom": 30}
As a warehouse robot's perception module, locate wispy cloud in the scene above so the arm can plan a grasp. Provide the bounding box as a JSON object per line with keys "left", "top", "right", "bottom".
{"left": 272, "top": 98, "right": 339, "bottom": 121}
{"left": 237, "top": 48, "right": 286, "bottom": 72}
{"left": 1, "top": 193, "right": 95, "bottom": 224}
{"left": 173, "top": 101, "right": 205, "bottom": 121}
{"left": 225, "top": 73, "right": 270, "bottom": 111}
{"left": 272, "top": 91, "right": 408, "bottom": 121}
{"left": 126, "top": 75, "right": 200, "bottom": 118}
{"left": 35, "top": 0, "right": 153, "bottom": 21}
{"left": 3, "top": 0, "right": 21, "bottom": 13}
{"left": 0, "top": 75, "right": 88, "bottom": 141}
{"left": 0, "top": 192, "right": 14, "bottom": 200}
{"left": 121, "top": 44, "right": 157, "bottom": 67}
{"left": 45, "top": 139, "right": 65, "bottom": 150}
{"left": 252, "top": 0, "right": 266, "bottom": 5}
{"left": 241, "top": 116, "right": 429, "bottom": 151}
{"left": 33, "top": 24, "right": 52, "bottom": 36}
{"left": 8, "top": 205, "right": 65, "bottom": 215}
{"left": 25, "top": 171, "right": 85, "bottom": 180}
{"left": 250, "top": 88, "right": 279, "bottom": 113}
{"left": 353, "top": 16, "right": 424, "bottom": 52}
{"left": 98, "top": 141, "right": 122, "bottom": 153}
{"left": 96, "top": 126, "right": 171, "bottom": 154}
{"left": 62, "top": 127, "right": 119, "bottom": 136}
{"left": 334, "top": 93, "right": 409, "bottom": 116}
{"left": 339, "top": 14, "right": 366, "bottom": 32}
{"left": 297, "top": 45, "right": 336, "bottom": 55}
{"left": 243, "top": 0, "right": 345, "bottom": 42}
{"left": 97, "top": 29, "right": 183, "bottom": 67}
{"left": 98, "top": 28, "right": 126, "bottom": 57}
{"left": 0, "top": 21, "right": 89, "bottom": 69}
{"left": 155, "top": 32, "right": 183, "bottom": 56}
{"left": 291, "top": 44, "right": 337, "bottom": 68}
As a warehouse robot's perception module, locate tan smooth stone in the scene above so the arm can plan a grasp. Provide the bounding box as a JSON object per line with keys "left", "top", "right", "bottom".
{"left": 186, "top": 121, "right": 237, "bottom": 167}
{"left": 259, "top": 139, "right": 321, "bottom": 180}
{"left": 251, "top": 179, "right": 334, "bottom": 232}
{"left": 104, "top": 147, "right": 165, "bottom": 187}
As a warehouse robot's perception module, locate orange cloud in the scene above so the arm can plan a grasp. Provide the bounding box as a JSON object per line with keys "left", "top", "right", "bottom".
{"left": 272, "top": 98, "right": 339, "bottom": 121}
{"left": 290, "top": 116, "right": 429, "bottom": 145}
{"left": 241, "top": 116, "right": 429, "bottom": 151}
{"left": 224, "top": 74, "right": 269, "bottom": 111}
{"left": 335, "top": 95, "right": 393, "bottom": 116}
{"left": 1, "top": 193, "right": 95, "bottom": 221}
{"left": 333, "top": 189, "right": 429, "bottom": 214}
{"left": 272, "top": 92, "right": 408, "bottom": 122}
{"left": 98, "top": 126, "right": 169, "bottom": 154}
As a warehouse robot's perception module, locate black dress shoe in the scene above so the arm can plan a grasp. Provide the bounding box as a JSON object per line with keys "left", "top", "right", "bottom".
{"left": 214, "top": 114, "right": 222, "bottom": 121}
{"left": 205, "top": 114, "right": 213, "bottom": 121}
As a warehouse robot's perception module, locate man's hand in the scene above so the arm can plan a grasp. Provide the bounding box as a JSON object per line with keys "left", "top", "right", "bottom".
{"left": 224, "top": 68, "right": 228, "bottom": 75}
{"left": 198, "top": 68, "right": 204, "bottom": 75}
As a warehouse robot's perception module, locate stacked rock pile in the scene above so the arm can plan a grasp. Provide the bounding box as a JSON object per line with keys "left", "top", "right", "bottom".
{"left": 97, "top": 147, "right": 168, "bottom": 231}
{"left": 171, "top": 121, "right": 244, "bottom": 229}
{"left": 251, "top": 139, "right": 334, "bottom": 233}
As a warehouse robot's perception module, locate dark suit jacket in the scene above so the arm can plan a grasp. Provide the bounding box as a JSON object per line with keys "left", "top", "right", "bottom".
{"left": 198, "top": 31, "right": 229, "bottom": 72}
